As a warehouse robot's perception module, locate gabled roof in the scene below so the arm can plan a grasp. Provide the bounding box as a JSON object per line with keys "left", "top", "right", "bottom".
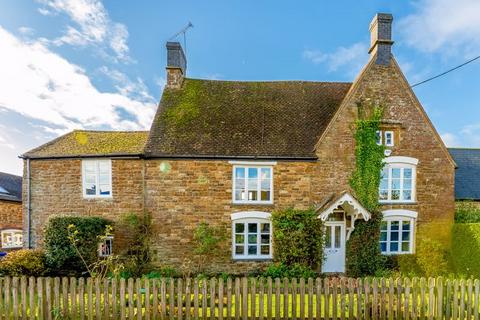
{"left": 449, "top": 148, "right": 480, "bottom": 200}
{"left": 22, "top": 130, "right": 149, "bottom": 159}
{"left": 0, "top": 172, "right": 22, "bottom": 202}
{"left": 315, "top": 191, "right": 371, "bottom": 222}
{"left": 144, "top": 79, "right": 351, "bottom": 159}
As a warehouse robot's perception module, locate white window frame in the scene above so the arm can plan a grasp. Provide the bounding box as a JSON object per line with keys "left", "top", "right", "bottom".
{"left": 379, "top": 156, "right": 418, "bottom": 204}
{"left": 230, "top": 162, "right": 274, "bottom": 204}
{"left": 231, "top": 211, "right": 272, "bottom": 260}
{"left": 380, "top": 210, "right": 417, "bottom": 255}
{"left": 1, "top": 229, "right": 23, "bottom": 249}
{"left": 384, "top": 131, "right": 394, "bottom": 147}
{"left": 98, "top": 236, "right": 113, "bottom": 257}
{"left": 82, "top": 159, "right": 112, "bottom": 199}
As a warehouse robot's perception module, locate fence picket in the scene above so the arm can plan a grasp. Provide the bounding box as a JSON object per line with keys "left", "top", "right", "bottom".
{"left": 283, "top": 278, "right": 289, "bottom": 319}
{"left": 218, "top": 278, "right": 224, "bottom": 320}
{"left": 308, "top": 278, "right": 314, "bottom": 320}
{"left": 152, "top": 279, "right": 159, "bottom": 320}
{"left": 5, "top": 277, "right": 11, "bottom": 319}
{"left": 226, "top": 278, "right": 232, "bottom": 320}
{"left": 474, "top": 279, "right": 479, "bottom": 320}
{"left": 242, "top": 277, "right": 248, "bottom": 320}
{"left": 467, "top": 279, "right": 473, "bottom": 320}
{"left": 460, "top": 279, "right": 466, "bottom": 320}
{"left": 128, "top": 278, "right": 135, "bottom": 320}
{"left": 136, "top": 278, "right": 143, "bottom": 320}
{"left": 94, "top": 278, "right": 101, "bottom": 320}
{"left": 316, "top": 278, "right": 322, "bottom": 320}
{"left": 185, "top": 278, "right": 192, "bottom": 320}
{"left": 210, "top": 278, "right": 216, "bottom": 320}
{"left": 79, "top": 277, "right": 85, "bottom": 320}
{"left": 28, "top": 277, "right": 35, "bottom": 320}
{"left": 193, "top": 278, "right": 199, "bottom": 320}
{"left": 274, "top": 278, "right": 280, "bottom": 320}
{"left": 119, "top": 278, "right": 126, "bottom": 320}
{"left": 250, "top": 278, "right": 256, "bottom": 320}
{"left": 178, "top": 278, "right": 183, "bottom": 320}
{"left": 258, "top": 278, "right": 264, "bottom": 320}
{"left": 62, "top": 277, "right": 68, "bottom": 318}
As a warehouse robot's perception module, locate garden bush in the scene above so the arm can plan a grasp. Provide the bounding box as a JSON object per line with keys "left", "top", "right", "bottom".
{"left": 455, "top": 202, "right": 480, "bottom": 223}
{"left": 452, "top": 223, "right": 480, "bottom": 277}
{"left": 416, "top": 238, "right": 450, "bottom": 277}
{"left": 271, "top": 208, "right": 324, "bottom": 269}
{"left": 262, "top": 262, "right": 318, "bottom": 279}
{"left": 0, "top": 249, "right": 47, "bottom": 277}
{"left": 44, "top": 216, "right": 111, "bottom": 276}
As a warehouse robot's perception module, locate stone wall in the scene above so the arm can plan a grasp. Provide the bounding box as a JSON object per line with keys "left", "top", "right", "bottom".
{"left": 24, "top": 158, "right": 145, "bottom": 254}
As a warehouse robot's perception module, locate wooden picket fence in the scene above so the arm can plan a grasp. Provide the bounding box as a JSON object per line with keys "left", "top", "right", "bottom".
{"left": 0, "top": 276, "right": 479, "bottom": 319}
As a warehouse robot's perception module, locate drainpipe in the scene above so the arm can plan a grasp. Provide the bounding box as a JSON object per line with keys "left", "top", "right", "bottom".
{"left": 26, "top": 158, "right": 31, "bottom": 248}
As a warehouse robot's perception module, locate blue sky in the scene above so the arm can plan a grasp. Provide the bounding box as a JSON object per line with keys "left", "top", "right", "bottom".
{"left": 0, "top": 0, "right": 479, "bottom": 175}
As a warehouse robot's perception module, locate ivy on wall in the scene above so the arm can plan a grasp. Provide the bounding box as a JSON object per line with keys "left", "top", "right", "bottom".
{"left": 346, "top": 101, "right": 386, "bottom": 277}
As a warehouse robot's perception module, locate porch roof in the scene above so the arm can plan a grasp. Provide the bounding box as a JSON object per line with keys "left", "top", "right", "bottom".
{"left": 315, "top": 191, "right": 371, "bottom": 221}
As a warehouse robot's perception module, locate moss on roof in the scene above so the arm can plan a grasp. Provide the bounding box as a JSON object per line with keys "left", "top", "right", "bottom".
{"left": 145, "top": 78, "right": 352, "bottom": 158}
{"left": 23, "top": 130, "right": 149, "bottom": 158}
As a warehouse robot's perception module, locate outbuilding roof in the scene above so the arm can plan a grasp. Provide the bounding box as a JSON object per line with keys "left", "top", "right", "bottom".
{"left": 0, "top": 172, "right": 22, "bottom": 202}
{"left": 144, "top": 79, "right": 352, "bottom": 159}
{"left": 22, "top": 130, "right": 149, "bottom": 159}
{"left": 449, "top": 148, "right": 480, "bottom": 200}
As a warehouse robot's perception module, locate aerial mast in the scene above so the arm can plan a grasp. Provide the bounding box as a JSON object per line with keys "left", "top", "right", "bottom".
{"left": 169, "top": 22, "right": 194, "bottom": 53}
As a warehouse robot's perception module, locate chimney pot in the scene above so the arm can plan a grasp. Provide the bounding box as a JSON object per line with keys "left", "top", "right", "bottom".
{"left": 369, "top": 13, "right": 394, "bottom": 65}
{"left": 166, "top": 41, "right": 186, "bottom": 88}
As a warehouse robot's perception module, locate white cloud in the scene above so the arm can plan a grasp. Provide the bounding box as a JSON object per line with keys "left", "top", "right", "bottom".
{"left": 440, "top": 133, "right": 459, "bottom": 147}
{"left": 441, "top": 125, "right": 480, "bottom": 148}
{"left": 0, "top": 26, "right": 156, "bottom": 134}
{"left": 303, "top": 42, "right": 369, "bottom": 74}
{"left": 37, "top": 0, "right": 131, "bottom": 62}
{"left": 399, "top": 0, "right": 480, "bottom": 55}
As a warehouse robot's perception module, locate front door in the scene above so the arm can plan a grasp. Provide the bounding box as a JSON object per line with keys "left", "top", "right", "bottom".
{"left": 322, "top": 222, "right": 346, "bottom": 273}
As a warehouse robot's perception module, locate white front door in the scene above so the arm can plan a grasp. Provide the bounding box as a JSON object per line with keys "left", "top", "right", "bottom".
{"left": 322, "top": 222, "right": 346, "bottom": 273}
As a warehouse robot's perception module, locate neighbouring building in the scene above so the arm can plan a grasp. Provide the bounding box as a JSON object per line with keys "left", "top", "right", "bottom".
{"left": 0, "top": 172, "right": 23, "bottom": 251}
{"left": 22, "top": 13, "right": 455, "bottom": 273}
{"left": 449, "top": 148, "right": 480, "bottom": 205}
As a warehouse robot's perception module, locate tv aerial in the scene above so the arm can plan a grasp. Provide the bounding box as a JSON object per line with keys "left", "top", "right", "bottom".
{"left": 169, "top": 22, "right": 194, "bottom": 53}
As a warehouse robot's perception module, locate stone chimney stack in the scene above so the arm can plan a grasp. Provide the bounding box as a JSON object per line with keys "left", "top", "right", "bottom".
{"left": 368, "top": 13, "right": 394, "bottom": 65}
{"left": 166, "top": 42, "right": 186, "bottom": 89}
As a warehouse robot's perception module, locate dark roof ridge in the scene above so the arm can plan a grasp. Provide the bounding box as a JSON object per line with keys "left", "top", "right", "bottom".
{"left": 0, "top": 171, "right": 22, "bottom": 179}
{"left": 448, "top": 147, "right": 480, "bottom": 150}
{"left": 71, "top": 129, "right": 149, "bottom": 133}
{"left": 183, "top": 77, "right": 352, "bottom": 85}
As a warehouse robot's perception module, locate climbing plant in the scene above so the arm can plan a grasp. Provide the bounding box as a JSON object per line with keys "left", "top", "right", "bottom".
{"left": 346, "top": 100, "right": 386, "bottom": 277}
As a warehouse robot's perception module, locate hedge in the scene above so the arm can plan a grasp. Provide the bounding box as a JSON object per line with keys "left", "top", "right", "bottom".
{"left": 455, "top": 201, "right": 480, "bottom": 223}
{"left": 44, "top": 216, "right": 111, "bottom": 276}
{"left": 451, "top": 223, "right": 480, "bottom": 277}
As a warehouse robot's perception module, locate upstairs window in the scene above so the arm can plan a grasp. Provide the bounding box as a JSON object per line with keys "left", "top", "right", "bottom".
{"left": 376, "top": 130, "right": 395, "bottom": 147}
{"left": 82, "top": 160, "right": 112, "bottom": 198}
{"left": 1, "top": 229, "right": 23, "bottom": 249}
{"left": 232, "top": 164, "right": 273, "bottom": 204}
{"left": 379, "top": 157, "right": 418, "bottom": 203}
{"left": 231, "top": 212, "right": 272, "bottom": 260}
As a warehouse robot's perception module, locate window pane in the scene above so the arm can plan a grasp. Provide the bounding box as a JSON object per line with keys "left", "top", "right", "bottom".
{"left": 234, "top": 190, "right": 245, "bottom": 201}
{"left": 85, "top": 174, "right": 96, "bottom": 184}
{"left": 376, "top": 131, "right": 382, "bottom": 145}
{"left": 380, "top": 221, "right": 388, "bottom": 230}
{"left": 379, "top": 190, "right": 388, "bottom": 200}
{"left": 84, "top": 162, "right": 95, "bottom": 173}
{"left": 260, "top": 245, "right": 270, "bottom": 255}
{"left": 247, "top": 179, "right": 258, "bottom": 192}
{"left": 403, "top": 179, "right": 412, "bottom": 190}
{"left": 404, "top": 168, "right": 412, "bottom": 179}
{"left": 325, "top": 226, "right": 332, "bottom": 248}
{"left": 380, "top": 242, "right": 387, "bottom": 252}
{"left": 260, "top": 190, "right": 270, "bottom": 201}
{"left": 260, "top": 168, "right": 271, "bottom": 179}
{"left": 98, "top": 161, "right": 110, "bottom": 174}
{"left": 401, "top": 242, "right": 410, "bottom": 252}
{"left": 99, "top": 174, "right": 110, "bottom": 184}
{"left": 235, "top": 246, "right": 244, "bottom": 255}
{"left": 380, "top": 178, "right": 388, "bottom": 190}
{"left": 248, "top": 223, "right": 257, "bottom": 233}
{"left": 235, "top": 235, "right": 244, "bottom": 244}
{"left": 261, "top": 234, "right": 269, "bottom": 244}
{"left": 260, "top": 223, "right": 270, "bottom": 233}
{"left": 85, "top": 184, "right": 96, "bottom": 195}
{"left": 235, "top": 167, "right": 245, "bottom": 179}
{"left": 392, "top": 168, "right": 401, "bottom": 178}
{"left": 235, "top": 223, "right": 245, "bottom": 233}
{"left": 391, "top": 231, "right": 399, "bottom": 241}
{"left": 248, "top": 190, "right": 258, "bottom": 201}
{"left": 99, "top": 184, "right": 111, "bottom": 195}
{"left": 260, "top": 179, "right": 270, "bottom": 190}
{"left": 248, "top": 168, "right": 258, "bottom": 178}
{"left": 403, "top": 190, "right": 412, "bottom": 200}
{"left": 391, "top": 178, "right": 401, "bottom": 190}
{"left": 334, "top": 226, "right": 341, "bottom": 248}
{"left": 248, "top": 246, "right": 257, "bottom": 255}
{"left": 402, "top": 231, "right": 410, "bottom": 241}
{"left": 248, "top": 234, "right": 257, "bottom": 244}
{"left": 391, "top": 221, "right": 399, "bottom": 230}
{"left": 390, "top": 242, "right": 399, "bottom": 252}
{"left": 391, "top": 190, "right": 400, "bottom": 200}
{"left": 380, "top": 231, "right": 387, "bottom": 241}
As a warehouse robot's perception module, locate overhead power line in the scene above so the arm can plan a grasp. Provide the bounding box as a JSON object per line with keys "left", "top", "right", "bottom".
{"left": 411, "top": 55, "right": 480, "bottom": 88}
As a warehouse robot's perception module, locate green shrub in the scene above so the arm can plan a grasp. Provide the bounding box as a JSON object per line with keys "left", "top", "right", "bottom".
{"left": 0, "top": 249, "right": 47, "bottom": 276}
{"left": 145, "top": 266, "right": 179, "bottom": 279}
{"left": 44, "top": 216, "right": 111, "bottom": 276}
{"left": 416, "top": 238, "right": 450, "bottom": 277}
{"left": 263, "top": 262, "right": 318, "bottom": 279}
{"left": 271, "top": 208, "right": 324, "bottom": 269}
{"left": 455, "top": 202, "right": 480, "bottom": 223}
{"left": 452, "top": 223, "right": 480, "bottom": 277}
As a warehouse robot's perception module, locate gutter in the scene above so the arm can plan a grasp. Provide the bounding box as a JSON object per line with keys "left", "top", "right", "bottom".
{"left": 143, "top": 154, "right": 319, "bottom": 161}
{"left": 20, "top": 153, "right": 143, "bottom": 160}
{"left": 26, "top": 158, "right": 31, "bottom": 249}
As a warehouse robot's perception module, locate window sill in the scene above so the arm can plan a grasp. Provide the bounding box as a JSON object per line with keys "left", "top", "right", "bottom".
{"left": 83, "top": 196, "right": 113, "bottom": 200}
{"left": 381, "top": 252, "right": 413, "bottom": 256}
{"left": 379, "top": 201, "right": 417, "bottom": 205}
{"left": 232, "top": 257, "right": 273, "bottom": 262}
{"left": 232, "top": 202, "right": 274, "bottom": 206}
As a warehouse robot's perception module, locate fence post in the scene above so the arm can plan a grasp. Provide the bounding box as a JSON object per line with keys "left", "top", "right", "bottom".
{"left": 437, "top": 277, "right": 443, "bottom": 320}
{"left": 274, "top": 278, "right": 280, "bottom": 320}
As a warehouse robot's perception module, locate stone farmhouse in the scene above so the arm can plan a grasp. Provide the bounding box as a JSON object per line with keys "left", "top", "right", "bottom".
{"left": 21, "top": 14, "right": 455, "bottom": 273}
